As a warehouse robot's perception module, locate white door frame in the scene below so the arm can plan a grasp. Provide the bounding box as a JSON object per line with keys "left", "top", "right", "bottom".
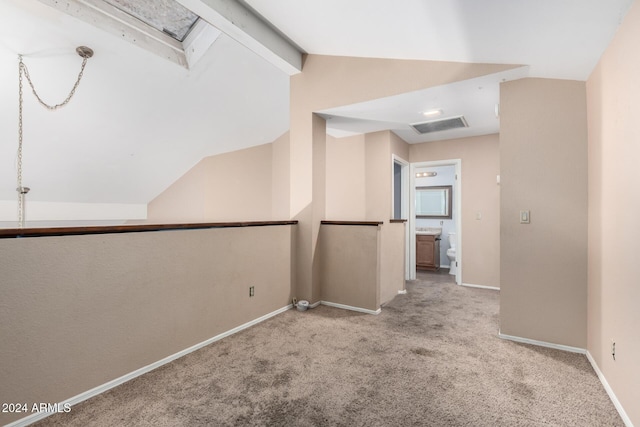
{"left": 392, "top": 155, "right": 411, "bottom": 279}
{"left": 409, "top": 159, "right": 462, "bottom": 285}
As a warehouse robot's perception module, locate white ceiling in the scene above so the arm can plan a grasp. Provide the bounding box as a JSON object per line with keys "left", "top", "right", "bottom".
{"left": 0, "top": 0, "right": 634, "bottom": 210}
{"left": 246, "top": 0, "right": 634, "bottom": 143}
{"left": 246, "top": 0, "right": 632, "bottom": 80}
{"left": 317, "top": 67, "right": 530, "bottom": 143}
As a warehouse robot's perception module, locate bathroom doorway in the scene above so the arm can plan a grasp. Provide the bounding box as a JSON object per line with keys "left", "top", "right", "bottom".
{"left": 409, "top": 159, "right": 462, "bottom": 285}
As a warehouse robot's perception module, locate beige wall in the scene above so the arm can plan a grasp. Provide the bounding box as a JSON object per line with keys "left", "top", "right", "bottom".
{"left": 147, "top": 142, "right": 276, "bottom": 223}
{"left": 410, "top": 134, "right": 501, "bottom": 288}
{"left": 146, "top": 158, "right": 208, "bottom": 223}
{"left": 587, "top": 1, "right": 640, "bottom": 424}
{"left": 368, "top": 132, "right": 409, "bottom": 300}
{"left": 288, "top": 55, "right": 520, "bottom": 301}
{"left": 0, "top": 225, "right": 294, "bottom": 426}
{"left": 144, "top": 56, "right": 516, "bottom": 304}
{"left": 326, "top": 134, "right": 366, "bottom": 219}
{"left": 326, "top": 131, "right": 410, "bottom": 223}
{"left": 317, "top": 221, "right": 404, "bottom": 310}
{"left": 499, "top": 78, "right": 588, "bottom": 348}
{"left": 326, "top": 130, "right": 407, "bottom": 303}
{"left": 380, "top": 222, "right": 407, "bottom": 304}
{"left": 319, "top": 224, "right": 380, "bottom": 311}
{"left": 309, "top": 113, "right": 328, "bottom": 304}
{"left": 272, "top": 132, "right": 291, "bottom": 219}
{"left": 385, "top": 134, "right": 411, "bottom": 298}
{"left": 365, "top": 131, "right": 393, "bottom": 220}
{"left": 391, "top": 131, "right": 410, "bottom": 163}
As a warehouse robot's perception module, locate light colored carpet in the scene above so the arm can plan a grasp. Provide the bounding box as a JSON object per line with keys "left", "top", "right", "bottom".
{"left": 35, "top": 271, "right": 623, "bottom": 426}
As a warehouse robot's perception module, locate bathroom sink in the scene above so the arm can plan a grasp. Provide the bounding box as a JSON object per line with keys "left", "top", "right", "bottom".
{"left": 416, "top": 227, "right": 442, "bottom": 236}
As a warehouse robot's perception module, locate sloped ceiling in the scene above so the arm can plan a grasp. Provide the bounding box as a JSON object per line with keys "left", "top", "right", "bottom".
{"left": 0, "top": 0, "right": 289, "bottom": 207}
{"left": 246, "top": 0, "right": 634, "bottom": 142}
{"left": 246, "top": 0, "right": 632, "bottom": 81}
{"left": 0, "top": 0, "right": 634, "bottom": 222}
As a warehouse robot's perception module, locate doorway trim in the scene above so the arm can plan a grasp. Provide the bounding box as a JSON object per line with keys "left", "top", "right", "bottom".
{"left": 409, "top": 159, "right": 462, "bottom": 285}
{"left": 392, "top": 155, "right": 411, "bottom": 279}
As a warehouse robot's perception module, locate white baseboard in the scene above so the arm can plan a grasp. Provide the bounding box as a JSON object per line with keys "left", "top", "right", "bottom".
{"left": 398, "top": 289, "right": 407, "bottom": 295}
{"left": 461, "top": 282, "right": 500, "bottom": 291}
{"left": 5, "top": 304, "right": 293, "bottom": 427}
{"left": 320, "top": 301, "right": 381, "bottom": 315}
{"left": 498, "top": 332, "right": 586, "bottom": 354}
{"left": 308, "top": 300, "right": 322, "bottom": 308}
{"left": 498, "top": 334, "right": 633, "bottom": 426}
{"left": 586, "top": 351, "right": 634, "bottom": 427}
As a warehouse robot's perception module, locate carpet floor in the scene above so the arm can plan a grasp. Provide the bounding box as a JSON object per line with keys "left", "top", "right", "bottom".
{"left": 35, "top": 271, "right": 623, "bottom": 426}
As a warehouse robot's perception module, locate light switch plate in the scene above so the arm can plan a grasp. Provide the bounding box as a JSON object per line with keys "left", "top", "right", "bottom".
{"left": 520, "top": 210, "right": 530, "bottom": 224}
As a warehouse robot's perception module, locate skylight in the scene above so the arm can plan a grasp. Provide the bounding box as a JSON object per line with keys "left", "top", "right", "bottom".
{"left": 37, "top": 0, "right": 221, "bottom": 69}
{"left": 102, "top": 0, "right": 199, "bottom": 42}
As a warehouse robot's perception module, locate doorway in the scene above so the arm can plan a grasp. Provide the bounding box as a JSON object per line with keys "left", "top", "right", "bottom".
{"left": 392, "top": 155, "right": 411, "bottom": 279}
{"left": 409, "top": 159, "right": 462, "bottom": 285}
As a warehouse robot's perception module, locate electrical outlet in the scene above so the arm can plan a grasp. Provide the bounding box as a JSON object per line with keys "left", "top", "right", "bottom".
{"left": 611, "top": 340, "right": 616, "bottom": 361}
{"left": 249, "top": 286, "right": 254, "bottom": 297}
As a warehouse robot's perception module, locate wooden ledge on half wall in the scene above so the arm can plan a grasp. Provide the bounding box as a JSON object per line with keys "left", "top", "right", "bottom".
{"left": 0, "top": 220, "right": 299, "bottom": 239}
{"left": 321, "top": 220, "right": 383, "bottom": 227}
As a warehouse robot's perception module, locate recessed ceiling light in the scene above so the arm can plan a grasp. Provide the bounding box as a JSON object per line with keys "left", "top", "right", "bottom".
{"left": 422, "top": 109, "right": 442, "bottom": 117}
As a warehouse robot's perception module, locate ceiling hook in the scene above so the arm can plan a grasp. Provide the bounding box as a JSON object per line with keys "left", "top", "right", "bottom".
{"left": 76, "top": 46, "right": 94, "bottom": 59}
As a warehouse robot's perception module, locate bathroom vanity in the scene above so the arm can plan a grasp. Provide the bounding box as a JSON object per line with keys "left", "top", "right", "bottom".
{"left": 416, "top": 228, "right": 441, "bottom": 271}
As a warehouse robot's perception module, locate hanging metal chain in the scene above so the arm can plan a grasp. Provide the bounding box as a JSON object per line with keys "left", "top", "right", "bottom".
{"left": 20, "top": 55, "right": 89, "bottom": 110}
{"left": 17, "top": 55, "right": 25, "bottom": 228}
{"left": 15, "top": 48, "right": 92, "bottom": 227}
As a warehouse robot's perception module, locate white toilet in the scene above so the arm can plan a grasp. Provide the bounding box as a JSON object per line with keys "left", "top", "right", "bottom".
{"left": 446, "top": 232, "right": 457, "bottom": 276}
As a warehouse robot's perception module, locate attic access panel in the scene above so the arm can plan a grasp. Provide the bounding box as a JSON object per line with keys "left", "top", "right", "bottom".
{"left": 102, "top": 0, "right": 199, "bottom": 41}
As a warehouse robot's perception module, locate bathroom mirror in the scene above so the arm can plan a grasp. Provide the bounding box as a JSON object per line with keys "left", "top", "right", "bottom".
{"left": 416, "top": 185, "right": 452, "bottom": 219}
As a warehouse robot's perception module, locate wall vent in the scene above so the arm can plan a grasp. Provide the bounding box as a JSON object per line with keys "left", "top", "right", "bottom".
{"left": 410, "top": 116, "right": 468, "bottom": 134}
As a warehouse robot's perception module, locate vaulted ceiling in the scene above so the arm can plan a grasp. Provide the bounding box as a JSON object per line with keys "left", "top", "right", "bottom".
{"left": 0, "top": 0, "right": 634, "bottom": 219}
